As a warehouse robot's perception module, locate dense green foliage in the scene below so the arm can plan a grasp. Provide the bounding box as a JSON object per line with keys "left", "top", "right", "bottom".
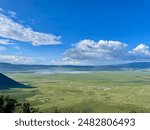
{"left": 0, "top": 95, "right": 37, "bottom": 113}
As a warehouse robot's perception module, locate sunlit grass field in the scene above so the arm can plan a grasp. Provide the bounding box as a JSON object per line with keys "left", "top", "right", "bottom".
{"left": 1, "top": 70, "right": 150, "bottom": 112}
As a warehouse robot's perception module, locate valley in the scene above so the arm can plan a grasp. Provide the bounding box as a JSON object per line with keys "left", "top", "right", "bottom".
{"left": 1, "top": 68, "right": 150, "bottom": 112}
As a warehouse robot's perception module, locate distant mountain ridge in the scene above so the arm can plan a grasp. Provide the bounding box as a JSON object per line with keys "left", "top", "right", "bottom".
{"left": 0, "top": 73, "right": 29, "bottom": 89}
{"left": 0, "top": 62, "right": 150, "bottom": 72}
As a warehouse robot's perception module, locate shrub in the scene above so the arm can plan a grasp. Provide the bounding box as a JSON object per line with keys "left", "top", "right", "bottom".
{"left": 0, "top": 95, "right": 37, "bottom": 113}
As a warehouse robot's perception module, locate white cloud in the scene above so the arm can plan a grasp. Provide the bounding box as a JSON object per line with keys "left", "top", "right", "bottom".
{"left": 0, "top": 9, "right": 61, "bottom": 46}
{"left": 0, "top": 8, "right": 4, "bottom": 12}
{"left": 63, "top": 40, "right": 150, "bottom": 64}
{"left": 14, "top": 46, "right": 21, "bottom": 50}
{"left": 130, "top": 44, "right": 150, "bottom": 57}
{"left": 8, "top": 10, "right": 16, "bottom": 18}
{"left": 0, "top": 46, "right": 6, "bottom": 51}
{"left": 0, "top": 39, "right": 13, "bottom": 44}
{"left": 63, "top": 40, "right": 128, "bottom": 64}
{"left": 0, "top": 55, "right": 33, "bottom": 64}
{"left": 0, "top": 54, "right": 48, "bottom": 64}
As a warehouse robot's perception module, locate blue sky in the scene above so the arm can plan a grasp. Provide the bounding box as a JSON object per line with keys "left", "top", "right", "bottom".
{"left": 0, "top": 0, "right": 150, "bottom": 65}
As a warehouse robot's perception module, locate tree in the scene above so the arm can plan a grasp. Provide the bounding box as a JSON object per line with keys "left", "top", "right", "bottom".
{"left": 0, "top": 95, "right": 37, "bottom": 113}
{"left": 0, "top": 96, "right": 18, "bottom": 113}
{"left": 21, "top": 103, "right": 37, "bottom": 113}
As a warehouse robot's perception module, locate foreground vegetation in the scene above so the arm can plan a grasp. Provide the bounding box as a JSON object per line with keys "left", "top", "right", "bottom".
{"left": 1, "top": 70, "right": 150, "bottom": 112}
{"left": 0, "top": 95, "right": 37, "bottom": 113}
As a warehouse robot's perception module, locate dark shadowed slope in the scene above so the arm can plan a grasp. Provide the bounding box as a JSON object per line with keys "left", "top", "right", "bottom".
{"left": 0, "top": 73, "right": 30, "bottom": 90}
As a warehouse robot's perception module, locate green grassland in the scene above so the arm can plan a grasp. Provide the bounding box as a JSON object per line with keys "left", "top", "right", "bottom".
{"left": 1, "top": 70, "right": 150, "bottom": 112}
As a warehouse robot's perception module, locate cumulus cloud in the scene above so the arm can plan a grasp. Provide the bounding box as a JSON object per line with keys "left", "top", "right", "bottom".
{"left": 63, "top": 40, "right": 128, "bottom": 64}
{"left": 63, "top": 40, "right": 150, "bottom": 64}
{"left": 0, "top": 9, "right": 61, "bottom": 46}
{"left": 130, "top": 44, "right": 150, "bottom": 56}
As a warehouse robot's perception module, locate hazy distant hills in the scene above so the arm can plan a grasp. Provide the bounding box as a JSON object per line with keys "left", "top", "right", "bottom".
{"left": 0, "top": 62, "right": 150, "bottom": 72}
{"left": 0, "top": 62, "right": 150, "bottom": 89}
{"left": 0, "top": 73, "right": 29, "bottom": 90}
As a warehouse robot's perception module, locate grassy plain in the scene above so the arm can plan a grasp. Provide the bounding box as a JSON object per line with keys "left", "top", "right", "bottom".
{"left": 1, "top": 70, "right": 150, "bottom": 112}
